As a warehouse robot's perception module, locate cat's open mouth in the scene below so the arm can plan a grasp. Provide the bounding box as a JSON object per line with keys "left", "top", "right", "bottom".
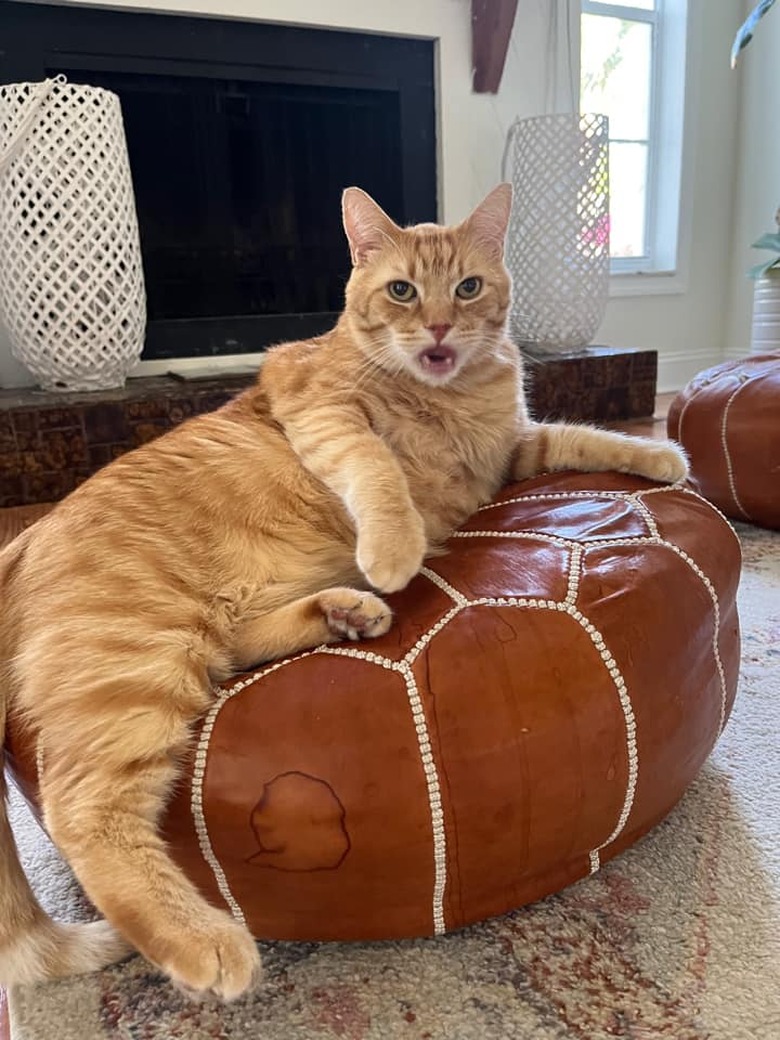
{"left": 418, "top": 346, "right": 458, "bottom": 377}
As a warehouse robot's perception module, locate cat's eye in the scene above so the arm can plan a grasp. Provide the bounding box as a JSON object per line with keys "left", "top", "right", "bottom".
{"left": 456, "top": 277, "right": 482, "bottom": 300}
{"left": 387, "top": 280, "right": 417, "bottom": 302}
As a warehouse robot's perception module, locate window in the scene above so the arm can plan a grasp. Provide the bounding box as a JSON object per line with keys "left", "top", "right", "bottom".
{"left": 580, "top": 0, "right": 688, "bottom": 279}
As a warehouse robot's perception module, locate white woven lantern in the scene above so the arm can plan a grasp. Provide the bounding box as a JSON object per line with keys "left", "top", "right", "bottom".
{"left": 503, "top": 113, "right": 609, "bottom": 354}
{"left": 0, "top": 76, "right": 146, "bottom": 391}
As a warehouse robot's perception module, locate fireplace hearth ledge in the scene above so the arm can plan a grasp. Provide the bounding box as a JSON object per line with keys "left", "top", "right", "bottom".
{"left": 0, "top": 345, "right": 656, "bottom": 507}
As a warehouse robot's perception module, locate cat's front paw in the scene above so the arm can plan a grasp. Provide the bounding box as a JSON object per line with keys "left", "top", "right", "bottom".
{"left": 157, "top": 910, "right": 261, "bottom": 1001}
{"left": 636, "top": 440, "right": 689, "bottom": 484}
{"left": 357, "top": 515, "right": 427, "bottom": 593}
{"left": 318, "top": 588, "right": 393, "bottom": 641}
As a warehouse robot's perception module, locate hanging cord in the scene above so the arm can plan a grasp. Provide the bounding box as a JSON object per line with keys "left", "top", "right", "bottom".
{"left": 501, "top": 119, "right": 521, "bottom": 181}
{"left": 545, "top": 1, "right": 559, "bottom": 115}
{"left": 545, "top": 0, "right": 578, "bottom": 115}
{"left": 0, "top": 75, "right": 66, "bottom": 174}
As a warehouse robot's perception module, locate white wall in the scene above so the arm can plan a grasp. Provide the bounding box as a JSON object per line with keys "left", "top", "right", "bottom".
{"left": 726, "top": 0, "right": 780, "bottom": 359}
{"left": 0, "top": 0, "right": 757, "bottom": 391}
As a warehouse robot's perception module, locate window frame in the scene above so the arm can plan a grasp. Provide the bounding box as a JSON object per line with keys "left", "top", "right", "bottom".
{"left": 580, "top": 0, "right": 689, "bottom": 287}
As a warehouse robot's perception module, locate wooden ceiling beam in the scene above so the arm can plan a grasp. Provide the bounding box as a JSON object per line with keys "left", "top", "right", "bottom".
{"left": 471, "top": 0, "right": 520, "bottom": 94}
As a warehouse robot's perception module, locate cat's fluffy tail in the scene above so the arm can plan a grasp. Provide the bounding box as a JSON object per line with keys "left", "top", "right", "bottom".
{"left": 0, "top": 697, "right": 132, "bottom": 988}
{"left": 0, "top": 529, "right": 132, "bottom": 987}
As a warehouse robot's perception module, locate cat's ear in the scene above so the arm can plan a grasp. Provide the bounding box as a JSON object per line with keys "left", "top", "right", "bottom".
{"left": 464, "top": 183, "right": 513, "bottom": 260}
{"left": 342, "top": 188, "right": 400, "bottom": 266}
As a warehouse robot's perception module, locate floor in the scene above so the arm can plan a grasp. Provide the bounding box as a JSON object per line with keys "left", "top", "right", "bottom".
{"left": 0, "top": 506, "right": 45, "bottom": 1038}
{"left": 0, "top": 394, "right": 673, "bottom": 1040}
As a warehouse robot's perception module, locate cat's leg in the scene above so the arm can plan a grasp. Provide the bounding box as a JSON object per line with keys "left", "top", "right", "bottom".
{"left": 230, "top": 587, "right": 392, "bottom": 671}
{"left": 265, "top": 408, "right": 428, "bottom": 593}
{"left": 511, "top": 421, "right": 688, "bottom": 483}
{"left": 0, "top": 770, "right": 133, "bottom": 987}
{"left": 34, "top": 661, "right": 261, "bottom": 1001}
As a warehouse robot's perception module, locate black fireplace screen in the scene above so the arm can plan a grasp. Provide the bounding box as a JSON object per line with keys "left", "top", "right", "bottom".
{"left": 0, "top": 2, "right": 437, "bottom": 360}
{"left": 61, "top": 72, "right": 404, "bottom": 322}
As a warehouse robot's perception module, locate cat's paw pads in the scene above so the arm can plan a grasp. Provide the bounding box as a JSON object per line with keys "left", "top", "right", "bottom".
{"left": 641, "top": 441, "right": 689, "bottom": 484}
{"left": 319, "top": 589, "right": 393, "bottom": 641}
{"left": 160, "top": 914, "right": 261, "bottom": 1002}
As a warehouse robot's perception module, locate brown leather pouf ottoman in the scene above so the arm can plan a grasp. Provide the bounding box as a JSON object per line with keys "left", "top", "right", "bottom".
{"left": 667, "top": 352, "right": 780, "bottom": 529}
{"left": 7, "top": 471, "right": 741, "bottom": 942}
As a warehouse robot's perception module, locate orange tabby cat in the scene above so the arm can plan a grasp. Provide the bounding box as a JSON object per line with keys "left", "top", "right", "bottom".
{"left": 0, "top": 184, "right": 687, "bottom": 999}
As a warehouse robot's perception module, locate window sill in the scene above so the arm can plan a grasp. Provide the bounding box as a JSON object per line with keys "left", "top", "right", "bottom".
{"left": 608, "top": 270, "right": 688, "bottom": 298}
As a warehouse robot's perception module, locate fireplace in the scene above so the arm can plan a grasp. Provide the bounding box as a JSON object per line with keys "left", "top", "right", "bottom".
{"left": 1, "top": 1, "right": 437, "bottom": 361}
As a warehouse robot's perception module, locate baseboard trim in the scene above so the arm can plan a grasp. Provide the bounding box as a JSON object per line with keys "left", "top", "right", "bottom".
{"left": 656, "top": 350, "right": 727, "bottom": 393}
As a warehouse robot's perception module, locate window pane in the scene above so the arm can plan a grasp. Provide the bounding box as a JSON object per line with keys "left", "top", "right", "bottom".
{"left": 609, "top": 142, "right": 648, "bottom": 257}
{"left": 581, "top": 14, "right": 652, "bottom": 140}
{"left": 587, "top": 0, "right": 655, "bottom": 9}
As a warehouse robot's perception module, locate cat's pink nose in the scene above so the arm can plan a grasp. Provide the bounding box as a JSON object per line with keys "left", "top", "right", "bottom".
{"left": 427, "top": 324, "right": 452, "bottom": 345}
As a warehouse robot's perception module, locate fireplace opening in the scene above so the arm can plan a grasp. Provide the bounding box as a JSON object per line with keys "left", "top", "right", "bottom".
{"left": 1, "top": 2, "right": 437, "bottom": 361}
{"left": 56, "top": 70, "right": 405, "bottom": 332}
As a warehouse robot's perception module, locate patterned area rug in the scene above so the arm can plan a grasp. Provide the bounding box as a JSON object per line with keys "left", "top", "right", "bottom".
{"left": 7, "top": 524, "right": 780, "bottom": 1040}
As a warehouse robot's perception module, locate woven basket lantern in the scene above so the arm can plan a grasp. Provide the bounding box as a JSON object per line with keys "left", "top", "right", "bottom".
{"left": 503, "top": 113, "right": 610, "bottom": 354}
{"left": 0, "top": 76, "right": 146, "bottom": 391}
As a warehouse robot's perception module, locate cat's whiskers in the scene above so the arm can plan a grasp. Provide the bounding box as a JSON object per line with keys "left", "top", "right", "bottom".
{"left": 350, "top": 359, "right": 385, "bottom": 395}
{"left": 350, "top": 337, "right": 405, "bottom": 392}
{"left": 456, "top": 329, "right": 503, "bottom": 352}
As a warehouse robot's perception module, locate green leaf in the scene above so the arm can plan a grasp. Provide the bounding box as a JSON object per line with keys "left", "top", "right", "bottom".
{"left": 748, "top": 256, "right": 780, "bottom": 279}
{"left": 731, "top": 0, "right": 777, "bottom": 68}
{"left": 751, "top": 231, "right": 780, "bottom": 252}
